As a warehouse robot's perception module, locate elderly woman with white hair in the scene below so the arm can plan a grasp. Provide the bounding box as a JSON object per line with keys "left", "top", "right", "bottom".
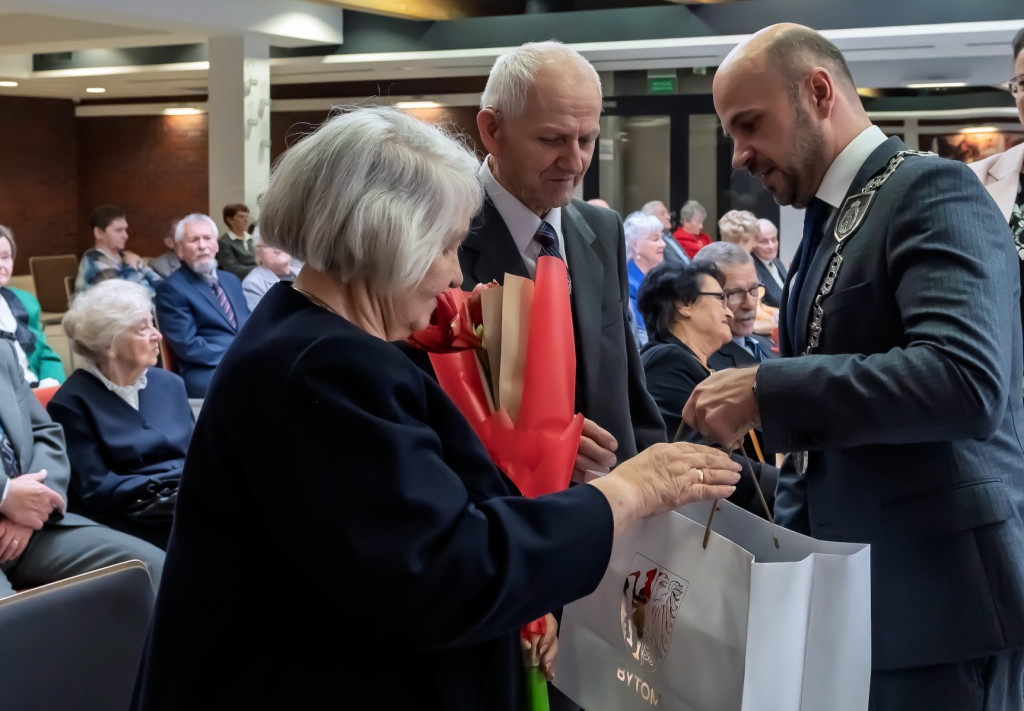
{"left": 131, "top": 107, "right": 739, "bottom": 711}
{"left": 46, "top": 279, "right": 194, "bottom": 550}
{"left": 623, "top": 210, "right": 666, "bottom": 347}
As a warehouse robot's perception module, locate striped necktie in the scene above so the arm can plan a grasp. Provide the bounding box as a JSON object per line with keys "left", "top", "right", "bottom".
{"left": 534, "top": 220, "right": 571, "bottom": 293}
{"left": 0, "top": 420, "right": 21, "bottom": 478}
{"left": 534, "top": 220, "right": 564, "bottom": 260}
{"left": 745, "top": 337, "right": 766, "bottom": 363}
{"left": 207, "top": 277, "right": 237, "bottom": 330}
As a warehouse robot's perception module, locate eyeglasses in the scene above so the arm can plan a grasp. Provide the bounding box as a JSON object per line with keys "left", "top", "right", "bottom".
{"left": 1007, "top": 75, "right": 1024, "bottom": 98}
{"left": 697, "top": 291, "right": 727, "bottom": 305}
{"left": 723, "top": 283, "right": 766, "bottom": 306}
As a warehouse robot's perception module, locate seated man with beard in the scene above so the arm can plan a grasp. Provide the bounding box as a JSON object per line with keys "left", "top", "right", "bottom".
{"left": 154, "top": 214, "right": 250, "bottom": 398}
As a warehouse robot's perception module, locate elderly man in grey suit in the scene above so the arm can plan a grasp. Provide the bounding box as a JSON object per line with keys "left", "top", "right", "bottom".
{"left": 0, "top": 340, "right": 163, "bottom": 597}
{"left": 685, "top": 24, "right": 1024, "bottom": 711}
{"left": 464, "top": 41, "right": 665, "bottom": 484}
{"left": 641, "top": 200, "right": 690, "bottom": 264}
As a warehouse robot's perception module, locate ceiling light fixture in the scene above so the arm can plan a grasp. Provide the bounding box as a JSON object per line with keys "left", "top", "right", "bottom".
{"left": 0, "top": 81, "right": 18, "bottom": 87}
{"left": 904, "top": 81, "right": 968, "bottom": 89}
{"left": 164, "top": 107, "right": 202, "bottom": 116}
{"left": 85, "top": 87, "right": 106, "bottom": 93}
{"left": 394, "top": 100, "right": 442, "bottom": 109}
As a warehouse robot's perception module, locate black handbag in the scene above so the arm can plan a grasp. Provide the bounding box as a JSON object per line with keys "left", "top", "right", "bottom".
{"left": 123, "top": 481, "right": 179, "bottom": 523}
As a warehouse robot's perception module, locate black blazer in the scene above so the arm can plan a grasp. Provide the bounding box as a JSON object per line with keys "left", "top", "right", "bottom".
{"left": 459, "top": 198, "right": 666, "bottom": 461}
{"left": 754, "top": 257, "right": 788, "bottom": 308}
{"left": 640, "top": 334, "right": 776, "bottom": 518}
{"left": 767, "top": 136, "right": 1024, "bottom": 669}
{"left": 132, "top": 284, "right": 614, "bottom": 710}
{"left": 708, "top": 337, "right": 777, "bottom": 372}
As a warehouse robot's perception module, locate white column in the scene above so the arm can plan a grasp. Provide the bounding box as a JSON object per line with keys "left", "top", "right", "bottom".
{"left": 207, "top": 35, "right": 271, "bottom": 226}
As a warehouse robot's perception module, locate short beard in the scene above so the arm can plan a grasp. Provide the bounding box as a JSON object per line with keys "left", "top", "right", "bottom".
{"left": 789, "top": 102, "right": 827, "bottom": 206}
{"left": 192, "top": 258, "right": 219, "bottom": 276}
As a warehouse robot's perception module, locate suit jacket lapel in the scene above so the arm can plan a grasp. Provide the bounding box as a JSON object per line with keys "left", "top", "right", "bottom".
{"left": 793, "top": 136, "right": 904, "bottom": 353}
{"left": 0, "top": 349, "right": 26, "bottom": 470}
{"left": 561, "top": 201, "right": 603, "bottom": 410}
{"left": 984, "top": 146, "right": 1024, "bottom": 222}
{"left": 461, "top": 199, "right": 530, "bottom": 287}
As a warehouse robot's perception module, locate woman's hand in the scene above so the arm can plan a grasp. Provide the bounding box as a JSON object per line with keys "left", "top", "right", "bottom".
{"left": 588, "top": 442, "right": 740, "bottom": 536}
{"left": 521, "top": 613, "right": 560, "bottom": 681}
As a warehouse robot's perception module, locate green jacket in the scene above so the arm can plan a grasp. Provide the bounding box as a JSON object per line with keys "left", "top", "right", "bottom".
{"left": 4, "top": 286, "right": 66, "bottom": 384}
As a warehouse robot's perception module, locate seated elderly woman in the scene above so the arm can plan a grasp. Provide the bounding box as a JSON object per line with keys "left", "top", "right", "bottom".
{"left": 130, "top": 107, "right": 740, "bottom": 711}
{"left": 718, "top": 209, "right": 778, "bottom": 337}
{"left": 240, "top": 227, "right": 301, "bottom": 311}
{"left": 0, "top": 225, "right": 66, "bottom": 388}
{"left": 717, "top": 208, "right": 759, "bottom": 252}
{"left": 46, "top": 279, "right": 194, "bottom": 550}
{"left": 624, "top": 211, "right": 666, "bottom": 347}
{"left": 637, "top": 261, "right": 779, "bottom": 517}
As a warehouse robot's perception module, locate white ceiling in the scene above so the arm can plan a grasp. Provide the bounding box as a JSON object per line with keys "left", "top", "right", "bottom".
{"left": 0, "top": 2, "right": 1020, "bottom": 104}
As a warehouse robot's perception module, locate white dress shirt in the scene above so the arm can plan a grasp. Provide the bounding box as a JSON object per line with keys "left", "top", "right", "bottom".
{"left": 479, "top": 157, "right": 568, "bottom": 279}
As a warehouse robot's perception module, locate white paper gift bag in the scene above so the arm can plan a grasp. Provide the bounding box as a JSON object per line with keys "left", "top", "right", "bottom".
{"left": 555, "top": 500, "right": 871, "bottom": 711}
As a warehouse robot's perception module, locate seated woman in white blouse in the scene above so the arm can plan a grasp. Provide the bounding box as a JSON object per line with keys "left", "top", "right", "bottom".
{"left": 47, "top": 279, "right": 194, "bottom": 549}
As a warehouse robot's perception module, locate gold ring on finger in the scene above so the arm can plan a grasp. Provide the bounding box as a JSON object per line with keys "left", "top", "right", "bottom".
{"left": 695, "top": 468, "right": 705, "bottom": 483}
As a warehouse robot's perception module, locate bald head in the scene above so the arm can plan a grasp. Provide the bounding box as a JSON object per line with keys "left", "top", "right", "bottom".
{"left": 713, "top": 24, "right": 871, "bottom": 208}
{"left": 718, "top": 24, "right": 860, "bottom": 104}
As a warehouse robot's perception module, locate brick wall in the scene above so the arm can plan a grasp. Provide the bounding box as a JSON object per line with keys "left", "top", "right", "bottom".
{"left": 271, "top": 107, "right": 483, "bottom": 163}
{"left": 2, "top": 104, "right": 481, "bottom": 271}
{"left": 0, "top": 96, "right": 78, "bottom": 275}
{"left": 77, "top": 114, "right": 209, "bottom": 259}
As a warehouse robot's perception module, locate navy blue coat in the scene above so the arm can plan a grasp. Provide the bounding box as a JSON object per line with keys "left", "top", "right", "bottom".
{"left": 47, "top": 367, "right": 194, "bottom": 547}
{"left": 132, "top": 283, "right": 614, "bottom": 710}
{"left": 154, "top": 265, "right": 250, "bottom": 398}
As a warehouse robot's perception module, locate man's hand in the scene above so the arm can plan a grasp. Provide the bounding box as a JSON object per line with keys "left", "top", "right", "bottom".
{"left": 682, "top": 366, "right": 761, "bottom": 450}
{"left": 122, "top": 250, "right": 145, "bottom": 270}
{"left": 0, "top": 518, "right": 32, "bottom": 563}
{"left": 574, "top": 418, "right": 618, "bottom": 480}
{"left": 0, "top": 470, "right": 65, "bottom": 530}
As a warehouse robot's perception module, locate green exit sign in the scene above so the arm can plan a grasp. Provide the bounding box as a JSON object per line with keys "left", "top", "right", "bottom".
{"left": 648, "top": 76, "right": 677, "bottom": 94}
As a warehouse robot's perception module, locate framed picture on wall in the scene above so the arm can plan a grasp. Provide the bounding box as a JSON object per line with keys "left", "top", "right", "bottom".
{"left": 921, "top": 130, "right": 1024, "bottom": 164}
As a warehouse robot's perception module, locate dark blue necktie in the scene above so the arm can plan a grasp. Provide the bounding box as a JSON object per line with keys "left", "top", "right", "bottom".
{"left": 0, "top": 420, "right": 21, "bottom": 478}
{"left": 786, "top": 197, "right": 830, "bottom": 353}
{"left": 534, "top": 220, "right": 571, "bottom": 293}
{"left": 534, "top": 221, "right": 564, "bottom": 261}
{"left": 745, "top": 337, "right": 766, "bottom": 363}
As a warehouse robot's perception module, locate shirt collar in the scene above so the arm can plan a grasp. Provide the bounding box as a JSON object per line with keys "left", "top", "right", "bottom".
{"left": 227, "top": 231, "right": 250, "bottom": 244}
{"left": 816, "top": 125, "right": 888, "bottom": 209}
{"left": 81, "top": 359, "right": 148, "bottom": 408}
{"left": 479, "top": 156, "right": 563, "bottom": 254}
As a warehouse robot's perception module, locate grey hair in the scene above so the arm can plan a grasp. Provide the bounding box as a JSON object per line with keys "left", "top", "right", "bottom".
{"left": 480, "top": 41, "right": 602, "bottom": 120}
{"left": 640, "top": 201, "right": 666, "bottom": 215}
{"left": 679, "top": 200, "right": 706, "bottom": 223}
{"left": 718, "top": 209, "right": 759, "bottom": 246}
{"left": 174, "top": 213, "right": 219, "bottom": 242}
{"left": 757, "top": 218, "right": 777, "bottom": 234}
{"left": 63, "top": 278, "right": 153, "bottom": 361}
{"left": 623, "top": 211, "right": 664, "bottom": 260}
{"left": 693, "top": 241, "right": 752, "bottom": 268}
{"left": 258, "top": 106, "right": 483, "bottom": 293}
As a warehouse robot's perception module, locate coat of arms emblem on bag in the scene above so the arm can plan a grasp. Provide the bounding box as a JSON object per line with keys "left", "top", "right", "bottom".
{"left": 621, "top": 553, "right": 688, "bottom": 671}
